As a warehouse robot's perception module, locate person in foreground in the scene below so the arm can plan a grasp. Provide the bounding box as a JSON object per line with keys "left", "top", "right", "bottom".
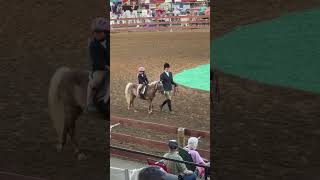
{"left": 163, "top": 140, "right": 197, "bottom": 180}
{"left": 86, "top": 17, "right": 109, "bottom": 112}
{"left": 185, "top": 137, "right": 210, "bottom": 177}
{"left": 160, "top": 63, "right": 178, "bottom": 114}
{"left": 139, "top": 166, "right": 178, "bottom": 180}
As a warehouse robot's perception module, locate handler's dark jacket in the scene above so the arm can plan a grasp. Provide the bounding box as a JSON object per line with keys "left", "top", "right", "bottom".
{"left": 89, "top": 35, "right": 109, "bottom": 71}
{"left": 160, "top": 71, "right": 177, "bottom": 91}
{"left": 138, "top": 73, "right": 149, "bottom": 85}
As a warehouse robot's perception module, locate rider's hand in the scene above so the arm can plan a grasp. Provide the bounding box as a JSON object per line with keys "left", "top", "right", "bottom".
{"left": 183, "top": 170, "right": 193, "bottom": 175}
{"left": 205, "top": 162, "right": 210, "bottom": 166}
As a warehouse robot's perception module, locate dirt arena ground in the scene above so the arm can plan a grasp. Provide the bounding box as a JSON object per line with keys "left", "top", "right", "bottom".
{"left": 0, "top": 0, "right": 108, "bottom": 180}
{"left": 212, "top": 0, "right": 320, "bottom": 179}
{"left": 111, "top": 32, "right": 210, "bottom": 131}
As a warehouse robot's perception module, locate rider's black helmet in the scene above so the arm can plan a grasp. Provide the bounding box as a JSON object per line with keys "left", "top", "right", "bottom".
{"left": 91, "top": 17, "right": 108, "bottom": 32}
{"left": 164, "top": 63, "right": 170, "bottom": 69}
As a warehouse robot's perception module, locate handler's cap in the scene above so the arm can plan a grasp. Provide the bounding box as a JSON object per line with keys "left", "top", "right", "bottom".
{"left": 138, "top": 166, "right": 178, "bottom": 180}
{"left": 168, "top": 140, "right": 178, "bottom": 149}
{"left": 164, "top": 63, "right": 170, "bottom": 69}
{"left": 91, "top": 17, "right": 109, "bottom": 32}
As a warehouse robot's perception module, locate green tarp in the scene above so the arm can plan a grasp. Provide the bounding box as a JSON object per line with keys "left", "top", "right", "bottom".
{"left": 211, "top": 8, "right": 320, "bottom": 94}
{"left": 174, "top": 64, "right": 210, "bottom": 91}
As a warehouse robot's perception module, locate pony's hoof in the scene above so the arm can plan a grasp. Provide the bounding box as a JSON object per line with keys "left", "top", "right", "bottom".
{"left": 148, "top": 111, "right": 152, "bottom": 114}
{"left": 134, "top": 110, "right": 138, "bottom": 113}
{"left": 77, "top": 152, "right": 87, "bottom": 161}
{"left": 56, "top": 144, "right": 63, "bottom": 152}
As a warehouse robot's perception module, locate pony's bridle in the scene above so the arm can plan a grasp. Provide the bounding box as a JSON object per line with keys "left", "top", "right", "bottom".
{"left": 154, "top": 81, "right": 158, "bottom": 91}
{"left": 156, "top": 81, "right": 164, "bottom": 94}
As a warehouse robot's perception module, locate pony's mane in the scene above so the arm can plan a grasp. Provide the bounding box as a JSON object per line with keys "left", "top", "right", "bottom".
{"left": 149, "top": 81, "right": 158, "bottom": 85}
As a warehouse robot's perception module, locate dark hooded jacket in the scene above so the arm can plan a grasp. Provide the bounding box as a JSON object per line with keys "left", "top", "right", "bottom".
{"left": 89, "top": 33, "right": 109, "bottom": 71}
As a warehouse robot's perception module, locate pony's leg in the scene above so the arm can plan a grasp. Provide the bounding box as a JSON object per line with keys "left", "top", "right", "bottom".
{"left": 69, "top": 123, "right": 86, "bottom": 160}
{"left": 69, "top": 119, "right": 79, "bottom": 153}
{"left": 65, "top": 106, "right": 86, "bottom": 160}
{"left": 148, "top": 100, "right": 153, "bottom": 114}
{"left": 56, "top": 125, "right": 68, "bottom": 152}
{"left": 127, "top": 102, "right": 130, "bottom": 110}
{"left": 151, "top": 102, "right": 154, "bottom": 111}
{"left": 132, "top": 97, "right": 138, "bottom": 112}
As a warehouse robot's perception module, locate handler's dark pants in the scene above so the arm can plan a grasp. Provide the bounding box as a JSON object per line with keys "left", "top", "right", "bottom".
{"left": 161, "top": 90, "right": 173, "bottom": 111}
{"left": 182, "top": 173, "right": 197, "bottom": 180}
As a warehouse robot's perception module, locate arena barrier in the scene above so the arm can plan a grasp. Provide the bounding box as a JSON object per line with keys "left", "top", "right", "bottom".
{"left": 110, "top": 15, "right": 210, "bottom": 32}
{"left": 110, "top": 166, "right": 131, "bottom": 180}
{"left": 110, "top": 116, "right": 210, "bottom": 159}
{"left": 0, "top": 171, "right": 47, "bottom": 180}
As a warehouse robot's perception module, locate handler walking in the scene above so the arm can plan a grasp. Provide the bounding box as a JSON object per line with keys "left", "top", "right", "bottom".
{"left": 160, "top": 63, "right": 178, "bottom": 114}
{"left": 87, "top": 17, "right": 109, "bottom": 112}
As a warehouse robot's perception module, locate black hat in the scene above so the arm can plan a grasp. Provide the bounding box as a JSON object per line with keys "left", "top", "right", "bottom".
{"left": 168, "top": 140, "right": 178, "bottom": 150}
{"left": 139, "top": 166, "right": 178, "bottom": 180}
{"left": 164, "top": 63, "right": 170, "bottom": 69}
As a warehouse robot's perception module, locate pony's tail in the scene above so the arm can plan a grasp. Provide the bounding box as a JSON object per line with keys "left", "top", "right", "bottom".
{"left": 48, "top": 67, "right": 70, "bottom": 142}
{"left": 125, "top": 83, "right": 133, "bottom": 106}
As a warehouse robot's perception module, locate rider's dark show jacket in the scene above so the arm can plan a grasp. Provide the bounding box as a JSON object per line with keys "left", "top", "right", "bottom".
{"left": 138, "top": 73, "right": 149, "bottom": 85}
{"left": 89, "top": 34, "right": 109, "bottom": 72}
{"left": 160, "top": 71, "right": 178, "bottom": 91}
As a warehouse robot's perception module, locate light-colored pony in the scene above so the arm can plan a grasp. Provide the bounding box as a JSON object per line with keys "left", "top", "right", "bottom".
{"left": 125, "top": 81, "right": 163, "bottom": 114}
{"left": 48, "top": 67, "right": 109, "bottom": 160}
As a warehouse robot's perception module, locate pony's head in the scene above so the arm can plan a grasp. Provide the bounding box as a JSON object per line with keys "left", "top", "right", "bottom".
{"left": 153, "top": 81, "right": 164, "bottom": 93}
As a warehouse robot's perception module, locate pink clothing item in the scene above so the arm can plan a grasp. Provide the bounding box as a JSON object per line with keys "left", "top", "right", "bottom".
{"left": 188, "top": 149, "right": 206, "bottom": 177}
{"left": 188, "top": 149, "right": 205, "bottom": 165}
{"left": 205, "top": 8, "right": 210, "bottom": 15}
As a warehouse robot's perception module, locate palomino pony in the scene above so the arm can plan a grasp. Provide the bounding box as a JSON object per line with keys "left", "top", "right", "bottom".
{"left": 125, "top": 81, "right": 163, "bottom": 114}
{"left": 48, "top": 67, "right": 109, "bottom": 160}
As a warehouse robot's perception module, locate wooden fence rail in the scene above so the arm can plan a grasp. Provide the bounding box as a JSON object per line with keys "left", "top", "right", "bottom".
{"left": 111, "top": 15, "right": 210, "bottom": 32}
{"left": 111, "top": 116, "right": 210, "bottom": 138}
{"left": 110, "top": 116, "right": 210, "bottom": 160}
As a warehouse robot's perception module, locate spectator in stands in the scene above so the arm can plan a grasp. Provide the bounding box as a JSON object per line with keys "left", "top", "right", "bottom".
{"left": 163, "top": 140, "right": 197, "bottom": 180}
{"left": 205, "top": 6, "right": 210, "bottom": 16}
{"left": 111, "top": 2, "right": 117, "bottom": 13}
{"left": 138, "top": 166, "right": 178, "bottom": 180}
{"left": 185, "top": 137, "right": 210, "bottom": 177}
{"left": 198, "top": 2, "right": 207, "bottom": 15}
{"left": 173, "top": 7, "right": 181, "bottom": 16}
{"left": 151, "top": 9, "right": 156, "bottom": 17}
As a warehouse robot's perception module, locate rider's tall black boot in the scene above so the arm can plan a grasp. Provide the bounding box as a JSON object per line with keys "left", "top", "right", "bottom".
{"left": 160, "top": 100, "right": 168, "bottom": 111}
{"left": 167, "top": 100, "right": 172, "bottom": 112}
